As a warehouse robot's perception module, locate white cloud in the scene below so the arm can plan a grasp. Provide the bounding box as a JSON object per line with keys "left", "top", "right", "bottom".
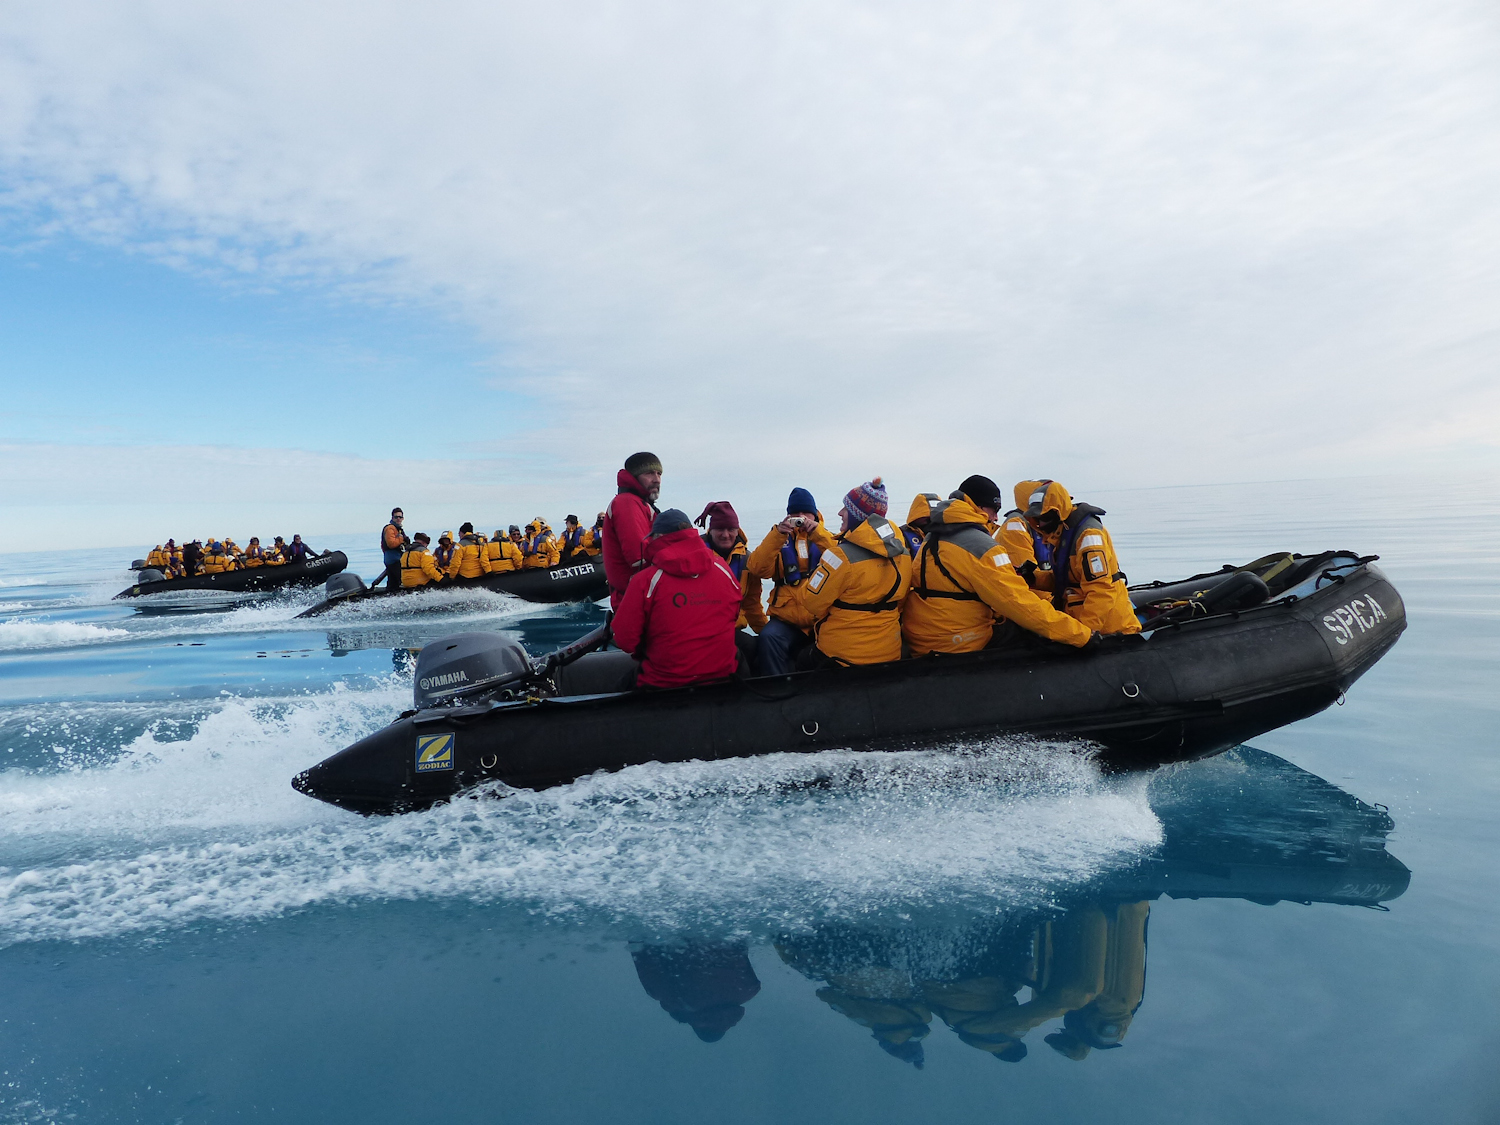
{"left": 2, "top": 0, "right": 1499, "bottom": 510}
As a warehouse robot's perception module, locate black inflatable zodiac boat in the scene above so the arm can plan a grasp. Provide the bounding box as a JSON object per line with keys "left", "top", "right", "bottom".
{"left": 115, "top": 551, "right": 349, "bottom": 598}
{"left": 292, "top": 550, "right": 1404, "bottom": 814}
{"left": 294, "top": 556, "right": 608, "bottom": 618}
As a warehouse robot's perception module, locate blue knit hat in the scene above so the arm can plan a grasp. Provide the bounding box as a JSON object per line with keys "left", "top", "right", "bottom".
{"left": 651, "top": 508, "right": 693, "bottom": 536}
{"left": 843, "top": 477, "right": 889, "bottom": 525}
{"left": 787, "top": 487, "right": 817, "bottom": 515}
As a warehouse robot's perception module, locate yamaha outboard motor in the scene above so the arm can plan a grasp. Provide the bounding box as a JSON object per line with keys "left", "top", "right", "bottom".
{"left": 135, "top": 568, "right": 165, "bottom": 584}
{"left": 325, "top": 572, "right": 367, "bottom": 600}
{"left": 130, "top": 559, "right": 148, "bottom": 570}
{"left": 412, "top": 632, "right": 533, "bottom": 708}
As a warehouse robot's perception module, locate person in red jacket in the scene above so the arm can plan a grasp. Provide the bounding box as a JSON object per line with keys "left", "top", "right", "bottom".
{"left": 602, "top": 451, "right": 663, "bottom": 610}
{"left": 611, "top": 509, "right": 742, "bottom": 689}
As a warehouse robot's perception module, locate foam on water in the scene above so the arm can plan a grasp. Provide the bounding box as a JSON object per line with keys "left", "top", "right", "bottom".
{"left": 0, "top": 619, "right": 130, "bottom": 651}
{"left": 0, "top": 683, "right": 1161, "bottom": 947}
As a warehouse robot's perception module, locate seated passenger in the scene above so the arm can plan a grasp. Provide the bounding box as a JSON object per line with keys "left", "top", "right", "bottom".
{"left": 200, "top": 540, "right": 236, "bottom": 574}
{"left": 801, "top": 478, "right": 911, "bottom": 666}
{"left": 448, "top": 522, "right": 491, "bottom": 580}
{"left": 167, "top": 541, "right": 185, "bottom": 577}
{"left": 433, "top": 531, "right": 457, "bottom": 573}
{"left": 997, "top": 480, "right": 1054, "bottom": 597}
{"left": 182, "top": 539, "right": 202, "bottom": 577}
{"left": 899, "top": 493, "right": 941, "bottom": 556}
{"left": 747, "top": 488, "right": 836, "bottom": 676}
{"left": 223, "top": 538, "right": 243, "bottom": 560}
{"left": 486, "top": 528, "right": 524, "bottom": 573}
{"left": 695, "top": 501, "right": 767, "bottom": 635}
{"left": 902, "top": 475, "right": 1093, "bottom": 656}
{"left": 521, "top": 520, "right": 560, "bottom": 569}
{"left": 558, "top": 515, "right": 589, "bottom": 562}
{"left": 399, "top": 533, "right": 447, "bottom": 588}
{"left": 584, "top": 512, "right": 605, "bottom": 556}
{"left": 243, "top": 537, "right": 266, "bottom": 567}
{"left": 610, "top": 509, "right": 742, "bottom": 689}
{"left": 1027, "top": 482, "right": 1141, "bottom": 635}
{"left": 146, "top": 544, "right": 167, "bottom": 569}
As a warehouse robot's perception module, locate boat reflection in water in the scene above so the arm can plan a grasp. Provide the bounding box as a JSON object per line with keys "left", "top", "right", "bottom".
{"left": 627, "top": 746, "right": 1409, "bottom": 1066}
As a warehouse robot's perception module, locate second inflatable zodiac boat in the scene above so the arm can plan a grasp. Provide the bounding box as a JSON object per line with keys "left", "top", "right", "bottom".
{"left": 293, "top": 550, "right": 1404, "bottom": 814}
{"left": 116, "top": 551, "right": 349, "bottom": 598}
{"left": 295, "top": 557, "right": 609, "bottom": 617}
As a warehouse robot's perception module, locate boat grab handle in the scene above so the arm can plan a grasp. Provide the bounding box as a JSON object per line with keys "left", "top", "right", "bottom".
{"left": 801, "top": 720, "right": 820, "bottom": 736}
{"left": 1122, "top": 682, "right": 1140, "bottom": 699}
{"left": 480, "top": 753, "right": 498, "bottom": 769}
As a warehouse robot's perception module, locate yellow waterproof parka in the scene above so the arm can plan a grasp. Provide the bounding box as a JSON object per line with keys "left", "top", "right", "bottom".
{"left": 447, "top": 533, "right": 492, "bottom": 579}
{"left": 243, "top": 544, "right": 266, "bottom": 568}
{"left": 746, "top": 516, "right": 837, "bottom": 631}
{"left": 200, "top": 544, "right": 236, "bottom": 574}
{"left": 802, "top": 515, "right": 912, "bottom": 665}
{"left": 521, "top": 523, "right": 560, "bottom": 569}
{"left": 1027, "top": 482, "right": 1141, "bottom": 635}
{"left": 996, "top": 481, "right": 1054, "bottom": 595}
{"left": 486, "top": 533, "right": 524, "bottom": 573}
{"left": 902, "top": 495, "right": 1092, "bottom": 655}
{"left": 146, "top": 546, "right": 167, "bottom": 568}
{"left": 399, "top": 545, "right": 446, "bottom": 588}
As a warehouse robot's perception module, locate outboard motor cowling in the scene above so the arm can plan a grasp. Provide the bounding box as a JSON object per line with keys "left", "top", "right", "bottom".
{"left": 136, "top": 568, "right": 165, "bottom": 584}
{"left": 325, "top": 572, "right": 367, "bottom": 600}
{"left": 412, "top": 631, "right": 533, "bottom": 708}
{"left": 130, "top": 559, "right": 148, "bottom": 570}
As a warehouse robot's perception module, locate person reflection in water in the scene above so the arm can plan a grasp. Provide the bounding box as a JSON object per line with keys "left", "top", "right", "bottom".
{"left": 775, "top": 900, "right": 1149, "bottom": 1066}
{"left": 630, "top": 942, "right": 762, "bottom": 1042}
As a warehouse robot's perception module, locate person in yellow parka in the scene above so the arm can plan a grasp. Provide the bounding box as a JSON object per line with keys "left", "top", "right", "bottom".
{"left": 433, "top": 532, "right": 457, "bottom": 573}
{"left": 447, "top": 522, "right": 492, "bottom": 580}
{"left": 747, "top": 487, "right": 837, "bottom": 675}
{"left": 1026, "top": 481, "right": 1141, "bottom": 635}
{"left": 694, "top": 501, "right": 767, "bottom": 634}
{"left": 584, "top": 512, "right": 606, "bottom": 557}
{"left": 486, "top": 528, "right": 524, "bottom": 573}
{"left": 898, "top": 493, "right": 940, "bottom": 557}
{"left": 996, "top": 480, "right": 1055, "bottom": 597}
{"left": 801, "top": 478, "right": 911, "bottom": 666}
{"left": 902, "top": 476, "right": 1093, "bottom": 656}
{"left": 242, "top": 537, "right": 267, "bottom": 567}
{"left": 145, "top": 544, "right": 167, "bottom": 569}
{"left": 399, "top": 533, "right": 447, "bottom": 588}
{"left": 223, "top": 538, "right": 243, "bottom": 560}
{"left": 521, "top": 520, "right": 560, "bottom": 569}
{"left": 199, "top": 540, "right": 236, "bottom": 574}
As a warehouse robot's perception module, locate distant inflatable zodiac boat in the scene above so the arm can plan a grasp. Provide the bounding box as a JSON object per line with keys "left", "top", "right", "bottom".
{"left": 115, "top": 551, "right": 349, "bottom": 598}
{"left": 292, "top": 550, "right": 1405, "bottom": 814}
{"left": 294, "top": 557, "right": 609, "bottom": 618}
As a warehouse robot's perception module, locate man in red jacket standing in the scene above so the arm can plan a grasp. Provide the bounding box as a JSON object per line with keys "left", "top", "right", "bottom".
{"left": 602, "top": 451, "right": 663, "bottom": 610}
{"left": 611, "top": 509, "right": 742, "bottom": 689}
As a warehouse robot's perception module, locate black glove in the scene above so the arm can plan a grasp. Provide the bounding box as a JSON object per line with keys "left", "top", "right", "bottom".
{"left": 1087, "top": 632, "right": 1147, "bottom": 652}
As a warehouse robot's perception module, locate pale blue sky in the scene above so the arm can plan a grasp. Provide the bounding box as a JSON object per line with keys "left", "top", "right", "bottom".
{"left": 3, "top": 0, "right": 1498, "bottom": 547}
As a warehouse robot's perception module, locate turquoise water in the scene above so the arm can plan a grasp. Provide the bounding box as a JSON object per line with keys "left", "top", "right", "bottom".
{"left": 1, "top": 476, "right": 1496, "bottom": 1124}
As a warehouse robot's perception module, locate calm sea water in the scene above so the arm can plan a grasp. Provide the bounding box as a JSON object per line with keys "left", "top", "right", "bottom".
{"left": 0, "top": 476, "right": 1496, "bottom": 1125}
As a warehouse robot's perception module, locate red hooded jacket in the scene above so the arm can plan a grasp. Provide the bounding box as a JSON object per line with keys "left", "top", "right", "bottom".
{"left": 603, "top": 469, "right": 659, "bottom": 610}
{"left": 611, "top": 528, "right": 742, "bottom": 689}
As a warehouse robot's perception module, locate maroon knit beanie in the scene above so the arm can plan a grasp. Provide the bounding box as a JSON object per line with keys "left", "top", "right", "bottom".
{"left": 694, "top": 501, "right": 740, "bottom": 531}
